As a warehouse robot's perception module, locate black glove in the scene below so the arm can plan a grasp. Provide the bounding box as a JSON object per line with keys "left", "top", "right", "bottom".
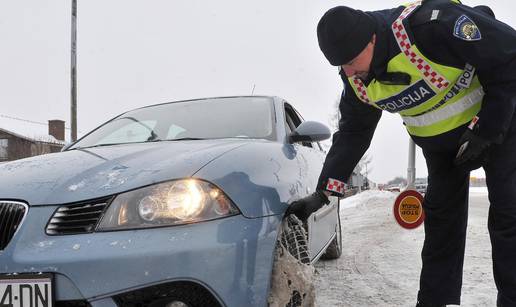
{"left": 454, "top": 129, "right": 490, "bottom": 169}
{"left": 285, "top": 190, "right": 330, "bottom": 221}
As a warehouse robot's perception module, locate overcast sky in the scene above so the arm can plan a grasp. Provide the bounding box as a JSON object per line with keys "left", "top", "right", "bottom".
{"left": 1, "top": 0, "right": 512, "bottom": 183}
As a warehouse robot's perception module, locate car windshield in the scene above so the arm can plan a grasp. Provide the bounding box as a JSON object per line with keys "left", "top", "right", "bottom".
{"left": 70, "top": 97, "right": 275, "bottom": 149}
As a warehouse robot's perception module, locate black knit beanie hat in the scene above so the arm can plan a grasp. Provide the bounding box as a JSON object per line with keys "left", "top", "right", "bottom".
{"left": 317, "top": 6, "right": 376, "bottom": 66}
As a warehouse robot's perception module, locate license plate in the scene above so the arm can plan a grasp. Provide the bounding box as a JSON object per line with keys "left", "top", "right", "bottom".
{"left": 0, "top": 274, "right": 53, "bottom": 307}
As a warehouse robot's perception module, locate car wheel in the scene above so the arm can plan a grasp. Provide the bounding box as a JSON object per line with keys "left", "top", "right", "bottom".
{"left": 280, "top": 215, "right": 311, "bottom": 265}
{"left": 268, "top": 215, "right": 315, "bottom": 306}
{"left": 320, "top": 207, "right": 342, "bottom": 260}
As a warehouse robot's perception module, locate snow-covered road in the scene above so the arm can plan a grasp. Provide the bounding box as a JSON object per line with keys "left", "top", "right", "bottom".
{"left": 314, "top": 189, "right": 496, "bottom": 306}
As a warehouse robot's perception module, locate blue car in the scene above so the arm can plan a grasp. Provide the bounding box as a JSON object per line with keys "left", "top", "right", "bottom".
{"left": 0, "top": 96, "right": 342, "bottom": 307}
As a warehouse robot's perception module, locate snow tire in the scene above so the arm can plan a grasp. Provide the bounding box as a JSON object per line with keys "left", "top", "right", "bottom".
{"left": 268, "top": 215, "right": 315, "bottom": 307}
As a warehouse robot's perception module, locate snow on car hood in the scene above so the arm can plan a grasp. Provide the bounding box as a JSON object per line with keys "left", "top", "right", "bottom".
{"left": 0, "top": 140, "right": 247, "bottom": 206}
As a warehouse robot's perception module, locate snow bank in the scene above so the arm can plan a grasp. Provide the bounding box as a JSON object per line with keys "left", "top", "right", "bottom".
{"left": 469, "top": 186, "right": 488, "bottom": 196}
{"left": 340, "top": 190, "right": 397, "bottom": 210}
{"left": 340, "top": 187, "right": 489, "bottom": 206}
{"left": 315, "top": 188, "right": 495, "bottom": 306}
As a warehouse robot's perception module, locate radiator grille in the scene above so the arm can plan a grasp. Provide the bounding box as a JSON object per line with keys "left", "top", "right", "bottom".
{"left": 46, "top": 199, "right": 110, "bottom": 235}
{"left": 0, "top": 201, "right": 27, "bottom": 250}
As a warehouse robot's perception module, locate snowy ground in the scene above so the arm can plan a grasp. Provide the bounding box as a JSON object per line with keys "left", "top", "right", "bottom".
{"left": 314, "top": 189, "right": 496, "bottom": 306}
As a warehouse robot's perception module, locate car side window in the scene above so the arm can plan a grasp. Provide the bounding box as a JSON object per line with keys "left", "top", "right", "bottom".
{"left": 285, "top": 113, "right": 296, "bottom": 133}
{"left": 284, "top": 104, "right": 312, "bottom": 148}
{"left": 294, "top": 109, "right": 323, "bottom": 150}
{"left": 285, "top": 117, "right": 293, "bottom": 135}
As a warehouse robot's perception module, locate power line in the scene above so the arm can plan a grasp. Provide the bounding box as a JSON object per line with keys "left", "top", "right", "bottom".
{"left": 0, "top": 114, "right": 75, "bottom": 131}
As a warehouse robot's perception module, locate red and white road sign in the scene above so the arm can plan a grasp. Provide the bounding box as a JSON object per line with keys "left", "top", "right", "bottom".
{"left": 393, "top": 189, "right": 425, "bottom": 229}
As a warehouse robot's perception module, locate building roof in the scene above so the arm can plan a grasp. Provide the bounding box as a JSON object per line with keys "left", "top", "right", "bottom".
{"left": 0, "top": 115, "right": 69, "bottom": 145}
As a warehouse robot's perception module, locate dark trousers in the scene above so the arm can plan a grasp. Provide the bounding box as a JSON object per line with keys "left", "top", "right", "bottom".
{"left": 413, "top": 114, "right": 516, "bottom": 306}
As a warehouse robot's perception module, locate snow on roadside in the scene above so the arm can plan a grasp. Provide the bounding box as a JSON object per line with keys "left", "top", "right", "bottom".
{"left": 339, "top": 190, "right": 396, "bottom": 210}
{"left": 315, "top": 189, "right": 496, "bottom": 307}
{"left": 469, "top": 186, "right": 488, "bottom": 195}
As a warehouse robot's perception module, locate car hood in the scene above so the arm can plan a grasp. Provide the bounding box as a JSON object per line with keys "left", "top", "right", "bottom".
{"left": 0, "top": 140, "right": 248, "bottom": 206}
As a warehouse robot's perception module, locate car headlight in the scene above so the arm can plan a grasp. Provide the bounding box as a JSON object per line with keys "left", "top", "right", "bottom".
{"left": 97, "top": 179, "right": 240, "bottom": 231}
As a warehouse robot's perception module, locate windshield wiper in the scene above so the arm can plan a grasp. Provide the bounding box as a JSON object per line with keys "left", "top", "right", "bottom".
{"left": 118, "top": 116, "right": 160, "bottom": 142}
{"left": 166, "top": 137, "right": 205, "bottom": 141}
{"left": 70, "top": 138, "right": 205, "bottom": 150}
{"left": 165, "top": 137, "right": 252, "bottom": 141}
{"left": 71, "top": 143, "right": 128, "bottom": 150}
{"left": 146, "top": 131, "right": 160, "bottom": 142}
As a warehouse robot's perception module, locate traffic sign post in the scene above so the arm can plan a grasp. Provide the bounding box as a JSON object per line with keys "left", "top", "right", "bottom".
{"left": 407, "top": 139, "right": 416, "bottom": 189}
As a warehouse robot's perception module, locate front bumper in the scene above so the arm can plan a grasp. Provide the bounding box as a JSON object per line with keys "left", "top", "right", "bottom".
{"left": 0, "top": 205, "right": 281, "bottom": 307}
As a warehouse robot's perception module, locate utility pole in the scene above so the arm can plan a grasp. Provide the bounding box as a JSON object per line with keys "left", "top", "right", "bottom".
{"left": 407, "top": 138, "right": 416, "bottom": 189}
{"left": 71, "top": 0, "right": 78, "bottom": 141}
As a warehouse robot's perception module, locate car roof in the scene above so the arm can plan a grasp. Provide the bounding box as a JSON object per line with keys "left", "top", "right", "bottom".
{"left": 129, "top": 95, "right": 282, "bottom": 112}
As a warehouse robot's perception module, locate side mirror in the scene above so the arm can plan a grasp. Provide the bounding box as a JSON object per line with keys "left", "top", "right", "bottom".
{"left": 289, "top": 121, "right": 331, "bottom": 144}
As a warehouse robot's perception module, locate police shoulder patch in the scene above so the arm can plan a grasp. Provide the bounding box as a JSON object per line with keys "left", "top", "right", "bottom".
{"left": 453, "top": 15, "right": 482, "bottom": 41}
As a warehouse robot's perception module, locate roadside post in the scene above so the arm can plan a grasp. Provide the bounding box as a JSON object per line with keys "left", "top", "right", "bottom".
{"left": 71, "top": 0, "right": 78, "bottom": 142}
{"left": 407, "top": 138, "right": 416, "bottom": 189}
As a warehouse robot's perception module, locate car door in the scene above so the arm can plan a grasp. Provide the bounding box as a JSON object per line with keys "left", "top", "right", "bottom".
{"left": 283, "top": 103, "right": 339, "bottom": 260}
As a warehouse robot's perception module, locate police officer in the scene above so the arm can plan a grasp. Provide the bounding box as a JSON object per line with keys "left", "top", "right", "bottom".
{"left": 286, "top": 1, "right": 516, "bottom": 306}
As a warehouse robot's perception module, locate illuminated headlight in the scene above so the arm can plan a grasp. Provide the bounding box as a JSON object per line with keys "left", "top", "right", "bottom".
{"left": 97, "top": 179, "right": 240, "bottom": 231}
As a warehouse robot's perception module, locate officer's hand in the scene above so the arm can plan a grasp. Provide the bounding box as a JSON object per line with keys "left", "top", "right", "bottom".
{"left": 285, "top": 190, "right": 330, "bottom": 221}
{"left": 454, "top": 129, "right": 490, "bottom": 168}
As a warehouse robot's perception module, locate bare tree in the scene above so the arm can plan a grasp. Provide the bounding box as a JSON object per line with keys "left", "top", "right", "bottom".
{"left": 320, "top": 97, "right": 342, "bottom": 153}
{"left": 359, "top": 154, "right": 372, "bottom": 179}
{"left": 356, "top": 153, "right": 373, "bottom": 189}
